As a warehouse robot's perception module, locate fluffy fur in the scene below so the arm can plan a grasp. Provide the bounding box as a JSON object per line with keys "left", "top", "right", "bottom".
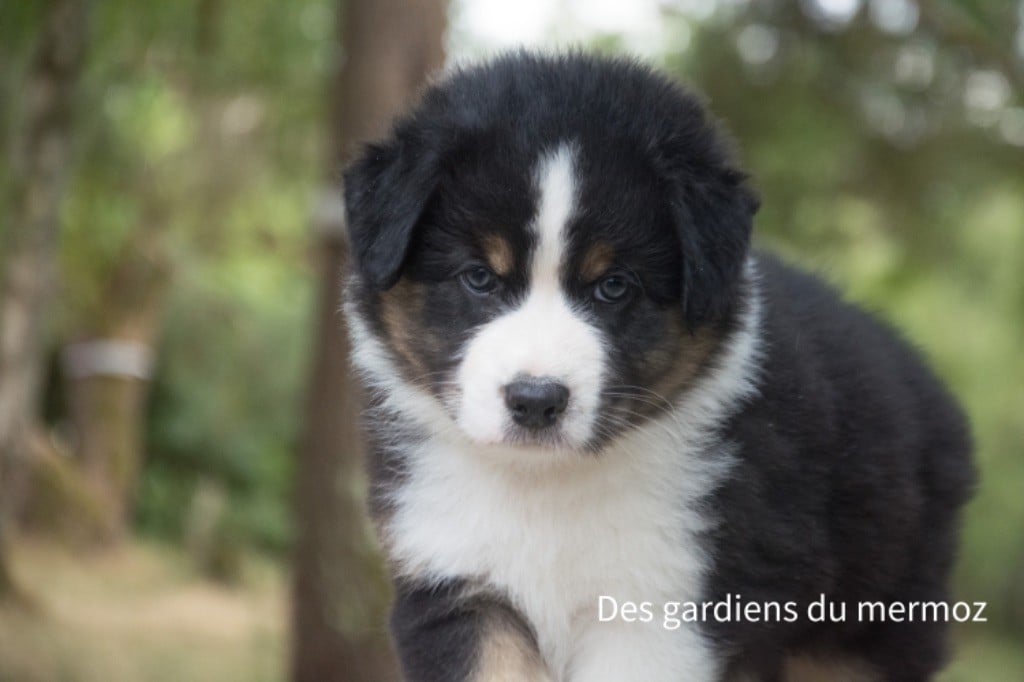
{"left": 342, "top": 52, "right": 975, "bottom": 682}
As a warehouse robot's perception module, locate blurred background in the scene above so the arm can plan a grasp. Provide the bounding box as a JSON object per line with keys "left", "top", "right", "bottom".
{"left": 0, "top": 0, "right": 1021, "bottom": 680}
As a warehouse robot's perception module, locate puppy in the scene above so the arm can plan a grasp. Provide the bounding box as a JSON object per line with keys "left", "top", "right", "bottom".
{"left": 342, "top": 53, "right": 975, "bottom": 682}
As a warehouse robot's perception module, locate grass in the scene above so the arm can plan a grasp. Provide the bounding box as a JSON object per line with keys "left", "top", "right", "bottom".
{"left": 0, "top": 538, "right": 286, "bottom": 682}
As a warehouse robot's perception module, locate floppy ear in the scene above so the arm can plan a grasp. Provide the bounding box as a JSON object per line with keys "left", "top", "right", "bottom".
{"left": 343, "top": 138, "right": 440, "bottom": 290}
{"left": 670, "top": 168, "right": 758, "bottom": 328}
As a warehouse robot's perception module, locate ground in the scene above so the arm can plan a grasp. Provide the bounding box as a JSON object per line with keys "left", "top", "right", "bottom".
{"left": 0, "top": 538, "right": 285, "bottom": 682}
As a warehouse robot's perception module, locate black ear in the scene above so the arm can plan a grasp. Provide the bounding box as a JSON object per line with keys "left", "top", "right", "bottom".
{"left": 343, "top": 138, "right": 440, "bottom": 290}
{"left": 670, "top": 168, "right": 758, "bottom": 328}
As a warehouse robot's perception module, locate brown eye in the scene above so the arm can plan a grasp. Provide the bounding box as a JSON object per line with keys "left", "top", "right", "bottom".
{"left": 594, "top": 274, "right": 631, "bottom": 303}
{"left": 459, "top": 265, "right": 498, "bottom": 295}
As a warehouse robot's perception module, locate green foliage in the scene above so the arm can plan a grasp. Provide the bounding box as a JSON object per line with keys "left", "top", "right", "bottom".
{"left": 139, "top": 246, "right": 312, "bottom": 552}
{"left": 0, "top": 3, "right": 46, "bottom": 249}
{"left": 13, "top": 0, "right": 337, "bottom": 553}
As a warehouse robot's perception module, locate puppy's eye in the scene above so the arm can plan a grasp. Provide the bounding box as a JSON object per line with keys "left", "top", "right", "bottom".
{"left": 594, "top": 274, "right": 631, "bottom": 304}
{"left": 459, "top": 265, "right": 498, "bottom": 295}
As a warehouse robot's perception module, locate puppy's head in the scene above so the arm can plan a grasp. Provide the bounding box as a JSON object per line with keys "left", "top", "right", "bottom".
{"left": 344, "top": 54, "right": 757, "bottom": 456}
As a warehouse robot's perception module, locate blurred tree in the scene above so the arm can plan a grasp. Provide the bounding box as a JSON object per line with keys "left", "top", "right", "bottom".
{"left": 59, "top": 236, "right": 171, "bottom": 542}
{"left": 291, "top": 0, "right": 447, "bottom": 679}
{"left": 29, "top": 0, "right": 332, "bottom": 551}
{"left": 0, "top": 0, "right": 92, "bottom": 597}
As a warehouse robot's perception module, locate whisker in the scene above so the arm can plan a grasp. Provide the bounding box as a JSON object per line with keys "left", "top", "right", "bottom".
{"left": 604, "top": 405, "right": 686, "bottom": 443}
{"left": 603, "top": 391, "right": 687, "bottom": 434}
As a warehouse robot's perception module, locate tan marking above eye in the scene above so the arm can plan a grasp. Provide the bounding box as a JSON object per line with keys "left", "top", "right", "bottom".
{"left": 482, "top": 234, "right": 514, "bottom": 276}
{"left": 580, "top": 241, "right": 616, "bottom": 282}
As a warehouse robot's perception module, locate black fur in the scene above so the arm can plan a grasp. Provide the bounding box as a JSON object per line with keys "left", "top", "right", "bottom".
{"left": 707, "top": 254, "right": 975, "bottom": 680}
{"left": 389, "top": 579, "right": 488, "bottom": 681}
{"left": 345, "top": 139, "right": 442, "bottom": 290}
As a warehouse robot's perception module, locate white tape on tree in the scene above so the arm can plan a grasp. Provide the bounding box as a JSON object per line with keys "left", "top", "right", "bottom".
{"left": 62, "top": 340, "right": 154, "bottom": 380}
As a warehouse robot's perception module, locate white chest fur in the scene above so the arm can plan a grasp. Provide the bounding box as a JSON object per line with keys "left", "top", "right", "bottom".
{"left": 385, "top": 414, "right": 732, "bottom": 681}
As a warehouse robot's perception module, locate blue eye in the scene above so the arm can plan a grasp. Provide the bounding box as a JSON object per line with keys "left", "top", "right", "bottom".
{"left": 459, "top": 265, "right": 498, "bottom": 295}
{"left": 594, "top": 274, "right": 631, "bottom": 303}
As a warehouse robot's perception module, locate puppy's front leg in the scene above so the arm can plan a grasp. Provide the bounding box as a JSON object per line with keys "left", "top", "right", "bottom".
{"left": 567, "top": 618, "right": 719, "bottom": 682}
{"left": 391, "top": 580, "right": 553, "bottom": 682}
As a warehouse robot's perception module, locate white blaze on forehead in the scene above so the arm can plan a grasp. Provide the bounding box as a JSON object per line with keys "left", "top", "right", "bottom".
{"left": 456, "top": 143, "right": 607, "bottom": 451}
{"left": 531, "top": 144, "right": 577, "bottom": 288}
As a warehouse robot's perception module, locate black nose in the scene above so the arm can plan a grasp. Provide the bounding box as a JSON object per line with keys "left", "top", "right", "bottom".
{"left": 504, "top": 379, "right": 570, "bottom": 430}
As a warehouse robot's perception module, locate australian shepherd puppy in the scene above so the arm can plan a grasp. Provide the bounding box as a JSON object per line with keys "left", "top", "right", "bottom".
{"left": 341, "top": 53, "right": 975, "bottom": 682}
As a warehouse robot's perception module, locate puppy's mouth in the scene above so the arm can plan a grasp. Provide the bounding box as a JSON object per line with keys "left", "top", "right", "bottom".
{"left": 500, "top": 424, "right": 574, "bottom": 450}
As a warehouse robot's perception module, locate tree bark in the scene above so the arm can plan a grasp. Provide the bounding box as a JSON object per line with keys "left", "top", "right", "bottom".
{"left": 0, "top": 0, "right": 92, "bottom": 599}
{"left": 0, "top": 529, "right": 12, "bottom": 597}
{"left": 291, "top": 1, "right": 447, "bottom": 680}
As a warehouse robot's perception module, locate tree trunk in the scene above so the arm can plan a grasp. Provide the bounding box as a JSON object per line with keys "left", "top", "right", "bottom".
{"left": 0, "top": 0, "right": 91, "bottom": 599}
{"left": 0, "top": 531, "right": 12, "bottom": 597}
{"left": 291, "top": 1, "right": 447, "bottom": 680}
{"left": 61, "top": 239, "right": 171, "bottom": 543}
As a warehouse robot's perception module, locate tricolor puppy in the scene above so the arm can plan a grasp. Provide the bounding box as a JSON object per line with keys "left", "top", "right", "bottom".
{"left": 342, "top": 53, "right": 975, "bottom": 682}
